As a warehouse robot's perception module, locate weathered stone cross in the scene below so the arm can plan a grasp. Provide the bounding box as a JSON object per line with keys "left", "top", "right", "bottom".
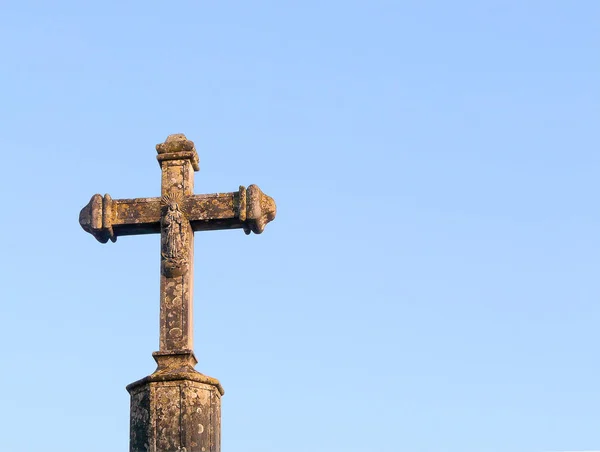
{"left": 79, "top": 134, "right": 276, "bottom": 452}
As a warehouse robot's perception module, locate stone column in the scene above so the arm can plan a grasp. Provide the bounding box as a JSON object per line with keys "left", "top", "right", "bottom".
{"left": 80, "top": 133, "right": 277, "bottom": 452}
{"left": 127, "top": 135, "right": 223, "bottom": 452}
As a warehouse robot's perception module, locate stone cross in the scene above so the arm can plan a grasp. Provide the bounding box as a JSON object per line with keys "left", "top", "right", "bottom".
{"left": 79, "top": 134, "right": 276, "bottom": 452}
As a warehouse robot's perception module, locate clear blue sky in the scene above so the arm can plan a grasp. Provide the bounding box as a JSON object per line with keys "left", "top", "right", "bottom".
{"left": 1, "top": 2, "right": 599, "bottom": 451}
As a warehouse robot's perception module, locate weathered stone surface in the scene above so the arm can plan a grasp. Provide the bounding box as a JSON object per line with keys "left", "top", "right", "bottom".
{"left": 79, "top": 185, "right": 276, "bottom": 239}
{"left": 128, "top": 377, "right": 222, "bottom": 452}
{"left": 127, "top": 351, "right": 223, "bottom": 452}
{"left": 79, "top": 134, "right": 276, "bottom": 452}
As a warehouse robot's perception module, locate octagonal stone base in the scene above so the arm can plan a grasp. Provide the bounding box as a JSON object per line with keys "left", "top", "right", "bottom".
{"left": 126, "top": 350, "right": 224, "bottom": 452}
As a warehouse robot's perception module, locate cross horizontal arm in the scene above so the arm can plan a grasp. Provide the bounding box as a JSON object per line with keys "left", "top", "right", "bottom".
{"left": 79, "top": 185, "right": 276, "bottom": 243}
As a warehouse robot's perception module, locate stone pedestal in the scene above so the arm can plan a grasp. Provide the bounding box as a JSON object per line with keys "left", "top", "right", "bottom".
{"left": 127, "top": 351, "right": 224, "bottom": 452}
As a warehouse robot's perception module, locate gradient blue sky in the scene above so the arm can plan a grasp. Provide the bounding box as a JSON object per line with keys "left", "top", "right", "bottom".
{"left": 1, "top": 2, "right": 599, "bottom": 451}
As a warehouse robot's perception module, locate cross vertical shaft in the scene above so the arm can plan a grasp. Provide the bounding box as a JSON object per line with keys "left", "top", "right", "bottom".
{"left": 157, "top": 134, "right": 198, "bottom": 354}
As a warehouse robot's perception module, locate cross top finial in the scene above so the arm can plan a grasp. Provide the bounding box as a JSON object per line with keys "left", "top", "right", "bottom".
{"left": 157, "top": 133, "right": 192, "bottom": 150}
{"left": 156, "top": 133, "right": 200, "bottom": 171}
{"left": 166, "top": 133, "right": 187, "bottom": 142}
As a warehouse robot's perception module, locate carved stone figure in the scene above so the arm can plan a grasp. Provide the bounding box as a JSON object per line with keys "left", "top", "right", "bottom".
{"left": 161, "top": 194, "right": 188, "bottom": 277}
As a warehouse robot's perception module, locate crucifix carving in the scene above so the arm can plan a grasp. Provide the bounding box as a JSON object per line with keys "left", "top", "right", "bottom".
{"left": 79, "top": 134, "right": 276, "bottom": 452}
